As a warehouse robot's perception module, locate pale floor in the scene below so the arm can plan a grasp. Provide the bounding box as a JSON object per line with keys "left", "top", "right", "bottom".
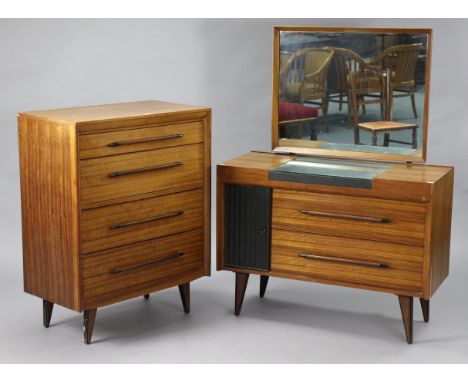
{"left": 1, "top": 203, "right": 468, "bottom": 363}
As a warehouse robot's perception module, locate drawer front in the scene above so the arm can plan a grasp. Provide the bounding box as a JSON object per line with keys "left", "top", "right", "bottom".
{"left": 272, "top": 230, "right": 423, "bottom": 293}
{"left": 79, "top": 120, "right": 204, "bottom": 159}
{"left": 273, "top": 189, "right": 426, "bottom": 246}
{"left": 83, "top": 229, "right": 204, "bottom": 302}
{"left": 80, "top": 143, "right": 203, "bottom": 206}
{"left": 80, "top": 189, "right": 203, "bottom": 254}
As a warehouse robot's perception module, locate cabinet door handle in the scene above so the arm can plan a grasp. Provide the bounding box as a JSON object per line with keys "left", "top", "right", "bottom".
{"left": 300, "top": 210, "right": 390, "bottom": 223}
{"left": 108, "top": 162, "right": 183, "bottom": 177}
{"left": 108, "top": 133, "right": 184, "bottom": 147}
{"left": 297, "top": 253, "right": 389, "bottom": 268}
{"left": 111, "top": 251, "right": 184, "bottom": 274}
{"left": 110, "top": 211, "right": 183, "bottom": 229}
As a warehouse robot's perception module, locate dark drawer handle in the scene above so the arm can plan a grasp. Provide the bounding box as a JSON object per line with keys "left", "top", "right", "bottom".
{"left": 111, "top": 251, "right": 184, "bottom": 274}
{"left": 109, "top": 162, "right": 183, "bottom": 177}
{"left": 298, "top": 253, "right": 389, "bottom": 268}
{"left": 108, "top": 133, "right": 184, "bottom": 147}
{"left": 300, "top": 210, "right": 390, "bottom": 223}
{"left": 110, "top": 211, "right": 183, "bottom": 229}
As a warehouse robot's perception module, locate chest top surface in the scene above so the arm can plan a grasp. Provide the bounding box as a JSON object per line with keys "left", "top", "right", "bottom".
{"left": 18, "top": 100, "right": 210, "bottom": 124}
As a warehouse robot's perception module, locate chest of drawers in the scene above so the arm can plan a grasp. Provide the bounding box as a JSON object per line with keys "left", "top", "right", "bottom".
{"left": 18, "top": 100, "right": 211, "bottom": 344}
{"left": 217, "top": 152, "right": 453, "bottom": 343}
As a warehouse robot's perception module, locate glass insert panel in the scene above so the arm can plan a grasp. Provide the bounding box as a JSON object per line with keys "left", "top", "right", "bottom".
{"left": 269, "top": 157, "right": 390, "bottom": 189}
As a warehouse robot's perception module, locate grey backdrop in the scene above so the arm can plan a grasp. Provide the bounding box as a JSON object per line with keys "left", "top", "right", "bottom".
{"left": 1, "top": 19, "right": 467, "bottom": 363}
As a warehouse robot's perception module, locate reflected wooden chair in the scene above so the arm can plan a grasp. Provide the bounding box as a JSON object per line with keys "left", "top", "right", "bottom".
{"left": 350, "top": 68, "right": 418, "bottom": 148}
{"left": 280, "top": 48, "right": 334, "bottom": 132}
{"left": 326, "top": 47, "right": 385, "bottom": 128}
{"left": 370, "top": 43, "right": 422, "bottom": 118}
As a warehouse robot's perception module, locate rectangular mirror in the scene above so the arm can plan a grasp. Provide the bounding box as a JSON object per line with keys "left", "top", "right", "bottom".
{"left": 272, "top": 27, "right": 432, "bottom": 162}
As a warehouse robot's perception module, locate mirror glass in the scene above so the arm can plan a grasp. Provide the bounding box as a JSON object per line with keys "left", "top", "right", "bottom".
{"left": 276, "top": 29, "right": 430, "bottom": 159}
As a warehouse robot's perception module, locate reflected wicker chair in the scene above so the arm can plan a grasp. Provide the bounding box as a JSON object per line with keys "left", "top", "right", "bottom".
{"left": 326, "top": 47, "right": 385, "bottom": 128}
{"left": 370, "top": 43, "right": 422, "bottom": 118}
{"left": 280, "top": 48, "right": 334, "bottom": 131}
{"left": 350, "top": 68, "right": 418, "bottom": 148}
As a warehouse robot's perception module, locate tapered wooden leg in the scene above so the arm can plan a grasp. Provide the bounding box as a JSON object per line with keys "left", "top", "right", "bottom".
{"left": 144, "top": 294, "right": 150, "bottom": 300}
{"left": 178, "top": 283, "right": 190, "bottom": 314}
{"left": 83, "top": 309, "right": 97, "bottom": 345}
{"left": 260, "top": 275, "right": 269, "bottom": 298}
{"left": 235, "top": 272, "right": 250, "bottom": 316}
{"left": 398, "top": 296, "right": 413, "bottom": 344}
{"left": 420, "top": 298, "right": 429, "bottom": 323}
{"left": 43, "top": 300, "right": 54, "bottom": 328}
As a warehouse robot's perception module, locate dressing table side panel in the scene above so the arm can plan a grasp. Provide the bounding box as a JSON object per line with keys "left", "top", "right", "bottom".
{"left": 425, "top": 169, "right": 454, "bottom": 298}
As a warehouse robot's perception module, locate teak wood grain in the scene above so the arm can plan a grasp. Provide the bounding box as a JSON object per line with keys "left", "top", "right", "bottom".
{"left": 79, "top": 120, "right": 204, "bottom": 159}
{"left": 82, "top": 229, "right": 204, "bottom": 303}
{"left": 217, "top": 151, "right": 453, "bottom": 301}
{"left": 273, "top": 189, "right": 427, "bottom": 246}
{"left": 19, "top": 100, "right": 211, "bottom": 341}
{"left": 80, "top": 189, "right": 203, "bottom": 254}
{"left": 272, "top": 230, "right": 424, "bottom": 293}
{"left": 79, "top": 143, "right": 203, "bottom": 207}
{"left": 21, "top": 100, "right": 210, "bottom": 125}
{"left": 18, "top": 115, "right": 81, "bottom": 311}
{"left": 218, "top": 152, "right": 450, "bottom": 203}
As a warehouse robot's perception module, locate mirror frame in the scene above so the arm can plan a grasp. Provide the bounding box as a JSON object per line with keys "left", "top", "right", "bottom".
{"left": 272, "top": 26, "right": 432, "bottom": 163}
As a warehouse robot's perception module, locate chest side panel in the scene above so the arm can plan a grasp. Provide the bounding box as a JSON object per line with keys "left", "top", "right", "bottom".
{"left": 18, "top": 115, "right": 81, "bottom": 311}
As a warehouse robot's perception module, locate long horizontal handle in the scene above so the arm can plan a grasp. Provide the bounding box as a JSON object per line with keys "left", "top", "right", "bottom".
{"left": 111, "top": 252, "right": 184, "bottom": 274}
{"left": 111, "top": 211, "right": 183, "bottom": 229}
{"left": 109, "top": 162, "right": 183, "bottom": 177}
{"left": 108, "top": 133, "right": 184, "bottom": 147}
{"left": 300, "top": 210, "right": 390, "bottom": 223}
{"left": 298, "top": 253, "right": 389, "bottom": 268}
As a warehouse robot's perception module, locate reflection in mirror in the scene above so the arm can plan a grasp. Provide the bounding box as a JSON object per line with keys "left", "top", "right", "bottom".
{"left": 278, "top": 30, "right": 429, "bottom": 157}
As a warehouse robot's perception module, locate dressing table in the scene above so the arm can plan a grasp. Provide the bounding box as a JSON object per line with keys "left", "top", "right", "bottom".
{"left": 217, "top": 27, "right": 454, "bottom": 343}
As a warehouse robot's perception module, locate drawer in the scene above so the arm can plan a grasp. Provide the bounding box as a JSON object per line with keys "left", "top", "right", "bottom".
{"left": 271, "top": 230, "right": 423, "bottom": 293}
{"left": 79, "top": 143, "right": 203, "bottom": 206}
{"left": 80, "top": 189, "right": 203, "bottom": 254}
{"left": 79, "top": 120, "right": 204, "bottom": 159}
{"left": 272, "top": 189, "right": 426, "bottom": 246}
{"left": 82, "top": 229, "right": 204, "bottom": 302}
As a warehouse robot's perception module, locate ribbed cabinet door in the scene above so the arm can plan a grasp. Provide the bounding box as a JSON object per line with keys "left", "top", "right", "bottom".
{"left": 224, "top": 184, "right": 272, "bottom": 271}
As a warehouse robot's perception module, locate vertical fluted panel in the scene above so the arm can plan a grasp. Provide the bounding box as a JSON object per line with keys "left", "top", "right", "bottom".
{"left": 224, "top": 184, "right": 271, "bottom": 271}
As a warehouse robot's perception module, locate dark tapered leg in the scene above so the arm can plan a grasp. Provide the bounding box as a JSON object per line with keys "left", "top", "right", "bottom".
{"left": 144, "top": 294, "right": 150, "bottom": 300}
{"left": 235, "top": 272, "right": 250, "bottom": 316}
{"left": 398, "top": 296, "right": 413, "bottom": 344}
{"left": 178, "top": 283, "right": 190, "bottom": 314}
{"left": 420, "top": 298, "right": 430, "bottom": 323}
{"left": 43, "top": 300, "right": 54, "bottom": 328}
{"left": 260, "top": 275, "right": 269, "bottom": 298}
{"left": 83, "top": 309, "right": 97, "bottom": 345}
